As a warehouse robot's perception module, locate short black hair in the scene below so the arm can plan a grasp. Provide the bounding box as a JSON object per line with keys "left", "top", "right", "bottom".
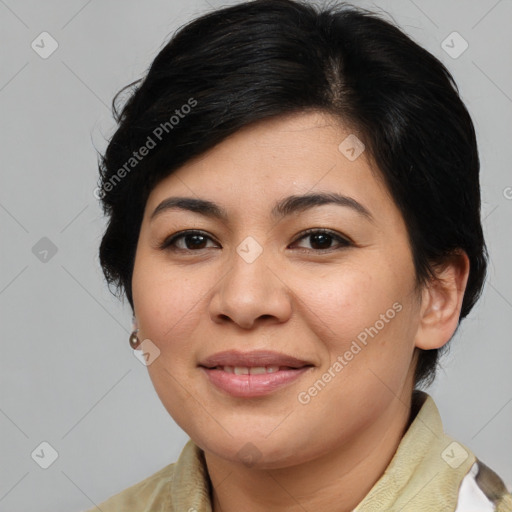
{"left": 97, "top": 0, "right": 488, "bottom": 388}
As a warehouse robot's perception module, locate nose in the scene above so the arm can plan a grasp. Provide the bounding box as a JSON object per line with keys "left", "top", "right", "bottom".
{"left": 208, "top": 246, "right": 293, "bottom": 330}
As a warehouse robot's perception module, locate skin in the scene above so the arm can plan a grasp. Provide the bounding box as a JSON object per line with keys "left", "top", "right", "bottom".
{"left": 131, "top": 111, "right": 470, "bottom": 512}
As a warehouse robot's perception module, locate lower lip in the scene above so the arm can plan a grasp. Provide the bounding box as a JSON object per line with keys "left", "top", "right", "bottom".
{"left": 200, "top": 367, "right": 311, "bottom": 398}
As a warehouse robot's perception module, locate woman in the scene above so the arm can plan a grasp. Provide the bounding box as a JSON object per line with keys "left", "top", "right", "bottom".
{"left": 87, "top": 0, "right": 512, "bottom": 510}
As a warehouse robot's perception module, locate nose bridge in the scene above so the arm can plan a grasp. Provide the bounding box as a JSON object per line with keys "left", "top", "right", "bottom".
{"left": 210, "top": 235, "right": 292, "bottom": 328}
{"left": 226, "top": 236, "right": 273, "bottom": 301}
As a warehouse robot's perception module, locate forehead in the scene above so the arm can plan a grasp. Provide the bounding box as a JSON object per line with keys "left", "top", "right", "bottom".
{"left": 144, "top": 111, "right": 394, "bottom": 220}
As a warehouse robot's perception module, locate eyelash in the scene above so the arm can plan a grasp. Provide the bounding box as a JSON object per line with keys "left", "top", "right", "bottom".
{"left": 158, "top": 228, "right": 353, "bottom": 253}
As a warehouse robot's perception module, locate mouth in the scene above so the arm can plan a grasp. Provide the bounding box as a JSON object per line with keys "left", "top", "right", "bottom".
{"left": 198, "top": 349, "right": 312, "bottom": 369}
{"left": 198, "top": 350, "right": 314, "bottom": 398}
{"left": 206, "top": 365, "right": 299, "bottom": 374}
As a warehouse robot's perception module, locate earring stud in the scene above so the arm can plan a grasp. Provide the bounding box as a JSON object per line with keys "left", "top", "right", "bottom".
{"left": 129, "top": 329, "right": 140, "bottom": 349}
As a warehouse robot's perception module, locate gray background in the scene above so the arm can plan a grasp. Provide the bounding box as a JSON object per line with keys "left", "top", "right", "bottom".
{"left": 1, "top": 0, "right": 511, "bottom": 511}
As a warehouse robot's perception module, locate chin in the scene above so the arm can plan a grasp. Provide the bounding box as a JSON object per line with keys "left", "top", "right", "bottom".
{"left": 193, "top": 428, "right": 316, "bottom": 470}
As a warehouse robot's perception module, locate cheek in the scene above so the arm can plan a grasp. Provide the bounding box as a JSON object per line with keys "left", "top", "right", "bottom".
{"left": 132, "top": 250, "right": 209, "bottom": 345}
{"left": 294, "top": 265, "right": 394, "bottom": 345}
{"left": 131, "top": 256, "right": 210, "bottom": 429}
{"left": 295, "top": 262, "right": 415, "bottom": 384}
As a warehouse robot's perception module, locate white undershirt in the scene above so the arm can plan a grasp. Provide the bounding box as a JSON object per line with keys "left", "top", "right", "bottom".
{"left": 455, "top": 462, "right": 495, "bottom": 512}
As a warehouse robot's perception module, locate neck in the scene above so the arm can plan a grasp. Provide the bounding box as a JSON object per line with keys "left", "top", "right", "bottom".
{"left": 204, "top": 390, "right": 416, "bottom": 512}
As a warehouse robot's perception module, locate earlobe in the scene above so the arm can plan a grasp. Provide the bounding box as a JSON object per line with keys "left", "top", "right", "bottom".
{"left": 414, "top": 251, "right": 470, "bottom": 350}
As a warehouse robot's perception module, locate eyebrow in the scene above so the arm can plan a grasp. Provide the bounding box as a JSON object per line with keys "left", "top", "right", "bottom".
{"left": 150, "top": 192, "right": 374, "bottom": 223}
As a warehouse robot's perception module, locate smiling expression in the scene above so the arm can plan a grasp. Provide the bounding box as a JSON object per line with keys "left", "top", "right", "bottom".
{"left": 131, "top": 110, "right": 424, "bottom": 468}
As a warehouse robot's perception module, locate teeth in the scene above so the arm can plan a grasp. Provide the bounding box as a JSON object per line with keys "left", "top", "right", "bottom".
{"left": 219, "top": 366, "right": 281, "bottom": 374}
{"left": 247, "top": 366, "right": 266, "bottom": 375}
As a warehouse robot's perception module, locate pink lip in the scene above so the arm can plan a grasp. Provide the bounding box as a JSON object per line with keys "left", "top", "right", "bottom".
{"left": 198, "top": 350, "right": 313, "bottom": 398}
{"left": 198, "top": 349, "right": 311, "bottom": 369}
{"left": 201, "top": 367, "right": 311, "bottom": 397}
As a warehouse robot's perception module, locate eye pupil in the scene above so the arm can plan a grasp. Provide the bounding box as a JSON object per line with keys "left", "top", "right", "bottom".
{"left": 186, "top": 234, "right": 207, "bottom": 249}
{"left": 310, "top": 233, "right": 332, "bottom": 249}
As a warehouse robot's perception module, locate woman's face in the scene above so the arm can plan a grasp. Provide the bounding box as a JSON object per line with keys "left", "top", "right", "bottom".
{"left": 132, "top": 111, "right": 424, "bottom": 468}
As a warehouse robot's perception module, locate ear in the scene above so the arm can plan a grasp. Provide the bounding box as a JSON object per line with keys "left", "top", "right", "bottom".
{"left": 414, "top": 251, "right": 470, "bottom": 350}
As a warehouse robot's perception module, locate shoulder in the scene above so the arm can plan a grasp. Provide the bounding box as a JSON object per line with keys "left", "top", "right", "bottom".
{"left": 80, "top": 439, "right": 210, "bottom": 512}
{"left": 82, "top": 461, "right": 176, "bottom": 512}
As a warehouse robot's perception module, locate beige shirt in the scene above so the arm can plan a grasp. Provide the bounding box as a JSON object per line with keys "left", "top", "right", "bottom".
{"left": 83, "top": 391, "right": 512, "bottom": 511}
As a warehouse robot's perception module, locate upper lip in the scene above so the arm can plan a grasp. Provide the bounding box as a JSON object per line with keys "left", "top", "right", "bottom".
{"left": 198, "top": 350, "right": 313, "bottom": 369}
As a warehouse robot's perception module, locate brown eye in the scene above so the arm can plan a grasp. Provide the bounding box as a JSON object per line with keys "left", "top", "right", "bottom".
{"left": 291, "top": 229, "right": 352, "bottom": 251}
{"left": 160, "top": 230, "right": 219, "bottom": 251}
